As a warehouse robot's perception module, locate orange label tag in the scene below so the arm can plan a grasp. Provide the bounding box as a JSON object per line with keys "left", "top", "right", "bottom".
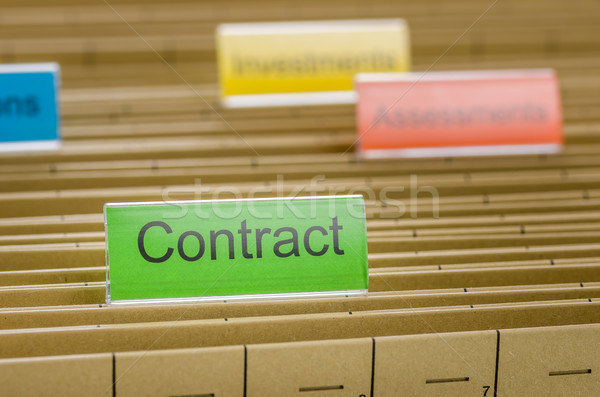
{"left": 355, "top": 69, "right": 563, "bottom": 158}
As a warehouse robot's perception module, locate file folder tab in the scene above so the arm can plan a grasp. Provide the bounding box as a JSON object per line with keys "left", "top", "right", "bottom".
{"left": 217, "top": 19, "right": 410, "bottom": 107}
{"left": 0, "top": 63, "right": 61, "bottom": 152}
{"left": 105, "top": 195, "right": 368, "bottom": 304}
{"left": 356, "top": 69, "right": 563, "bottom": 158}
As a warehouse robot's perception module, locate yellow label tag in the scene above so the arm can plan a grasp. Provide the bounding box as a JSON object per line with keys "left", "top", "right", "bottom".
{"left": 216, "top": 19, "right": 410, "bottom": 107}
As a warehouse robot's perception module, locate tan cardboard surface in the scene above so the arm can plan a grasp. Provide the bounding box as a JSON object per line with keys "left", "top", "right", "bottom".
{"left": 498, "top": 323, "right": 600, "bottom": 395}
{"left": 0, "top": 242, "right": 104, "bottom": 271}
{"left": 0, "top": 353, "right": 112, "bottom": 396}
{"left": 0, "top": 282, "right": 104, "bottom": 307}
{"left": 1, "top": 283, "right": 599, "bottom": 329}
{"left": 374, "top": 331, "right": 497, "bottom": 396}
{"left": 247, "top": 338, "right": 372, "bottom": 396}
{"left": 0, "top": 266, "right": 105, "bottom": 287}
{"left": 0, "top": 300, "right": 599, "bottom": 359}
{"left": 369, "top": 264, "right": 600, "bottom": 291}
{"left": 116, "top": 346, "right": 244, "bottom": 397}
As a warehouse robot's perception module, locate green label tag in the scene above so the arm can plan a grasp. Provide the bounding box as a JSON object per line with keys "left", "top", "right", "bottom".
{"left": 105, "top": 196, "right": 368, "bottom": 303}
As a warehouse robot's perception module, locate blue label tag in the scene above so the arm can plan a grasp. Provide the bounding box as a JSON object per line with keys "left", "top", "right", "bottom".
{"left": 0, "top": 63, "right": 60, "bottom": 151}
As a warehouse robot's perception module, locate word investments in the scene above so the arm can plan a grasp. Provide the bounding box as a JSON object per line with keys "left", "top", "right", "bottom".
{"left": 138, "top": 217, "right": 346, "bottom": 263}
